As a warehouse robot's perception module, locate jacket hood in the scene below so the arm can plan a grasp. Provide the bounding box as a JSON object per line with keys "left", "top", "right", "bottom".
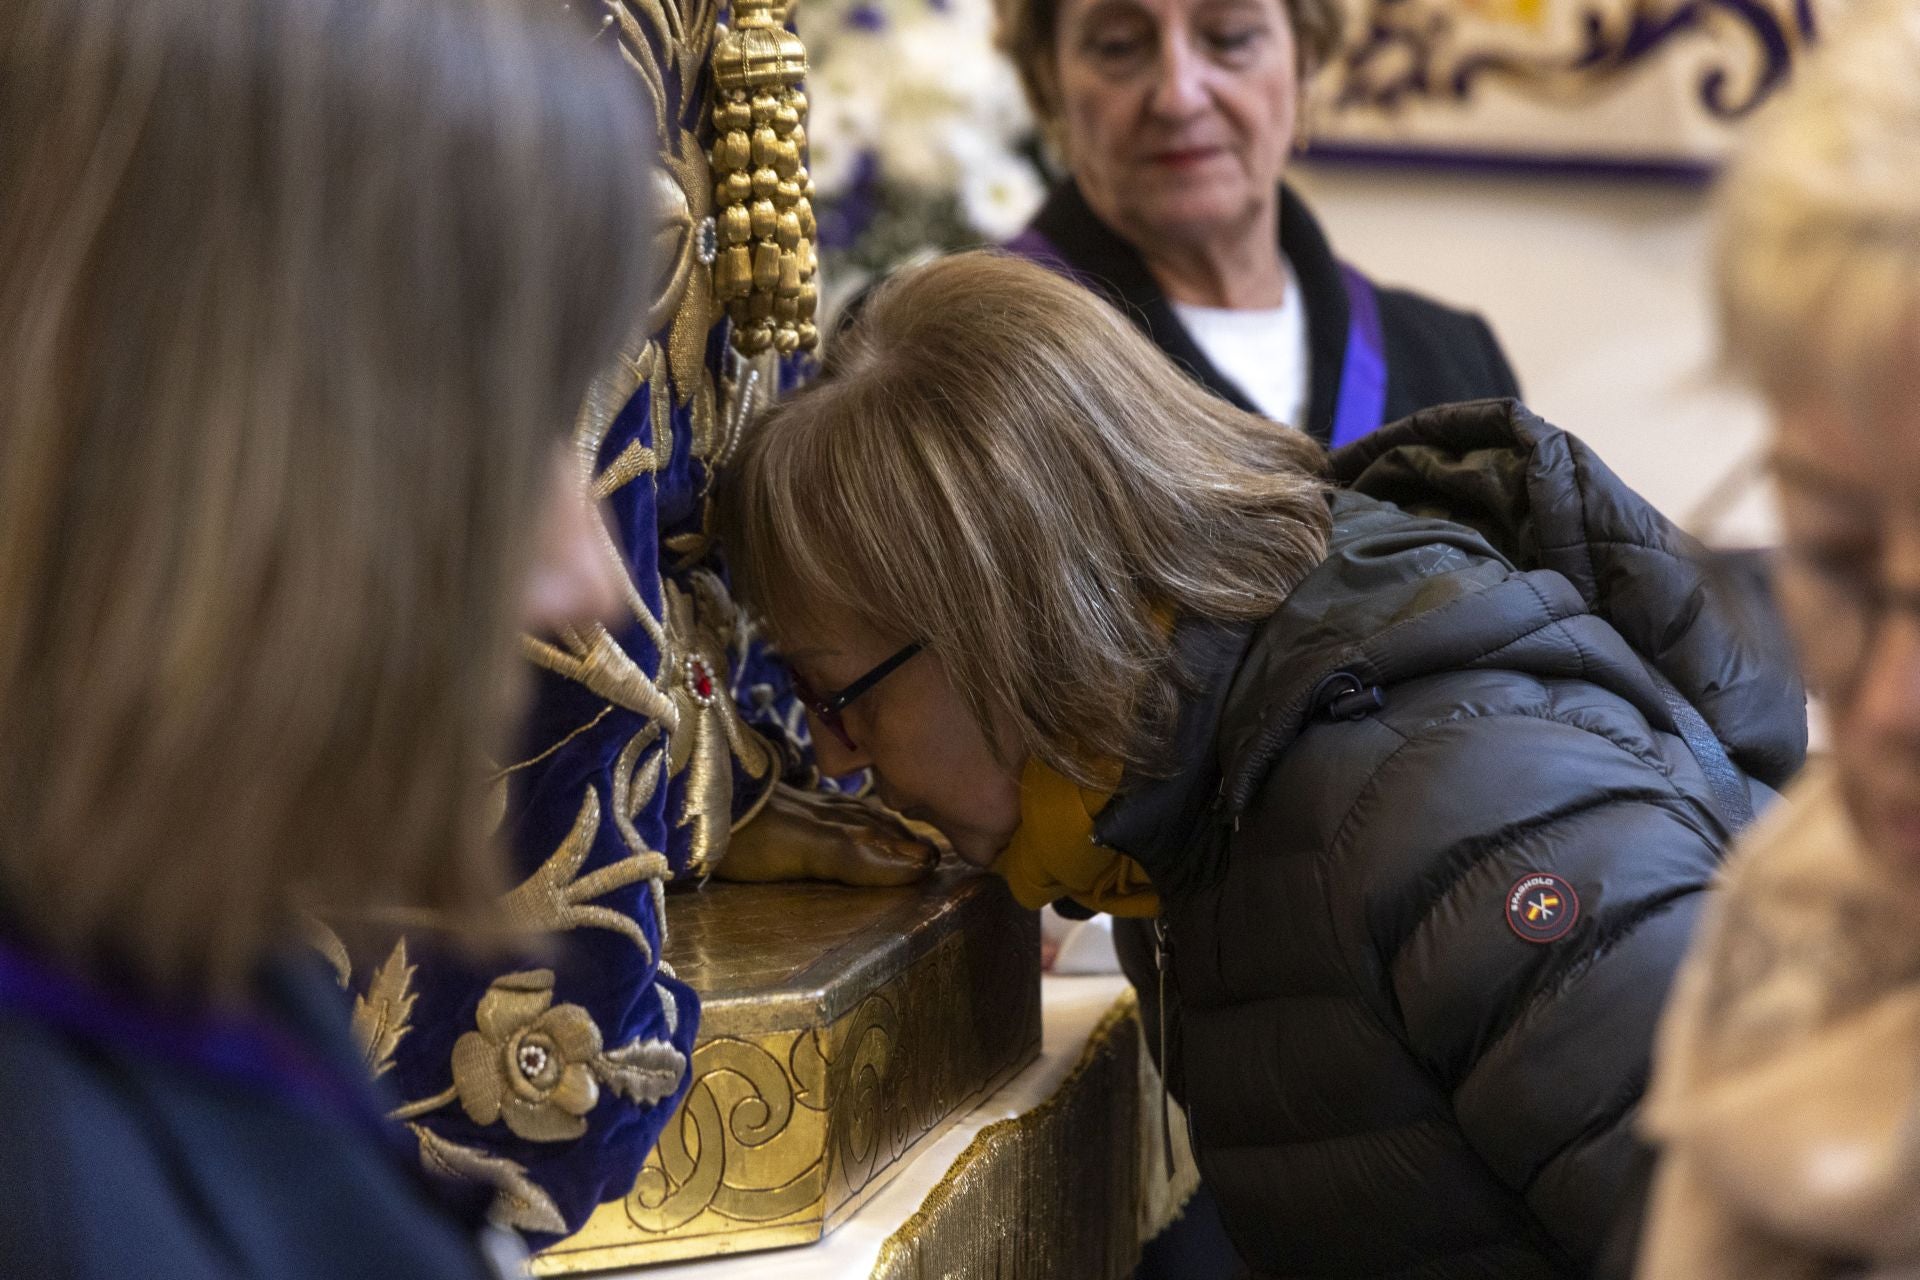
{"left": 1217, "top": 398, "right": 1807, "bottom": 816}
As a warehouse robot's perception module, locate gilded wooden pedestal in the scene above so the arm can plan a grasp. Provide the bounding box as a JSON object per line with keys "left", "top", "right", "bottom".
{"left": 533, "top": 865, "right": 1042, "bottom": 1273}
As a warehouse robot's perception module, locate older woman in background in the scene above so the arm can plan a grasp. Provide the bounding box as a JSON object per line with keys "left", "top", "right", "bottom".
{"left": 0, "top": 0, "right": 657, "bottom": 1274}
{"left": 1636, "top": 3, "right": 1920, "bottom": 1277}
{"left": 997, "top": 0, "right": 1517, "bottom": 444}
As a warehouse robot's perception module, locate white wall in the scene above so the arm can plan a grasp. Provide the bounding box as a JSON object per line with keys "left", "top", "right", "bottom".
{"left": 1288, "top": 162, "right": 1777, "bottom": 542}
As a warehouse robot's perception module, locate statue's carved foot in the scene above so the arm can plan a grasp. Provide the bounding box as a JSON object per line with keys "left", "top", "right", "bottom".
{"left": 716, "top": 783, "right": 944, "bottom": 886}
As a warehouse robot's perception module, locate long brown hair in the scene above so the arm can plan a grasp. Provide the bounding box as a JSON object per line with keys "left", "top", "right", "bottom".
{"left": 722, "top": 251, "right": 1331, "bottom": 787}
{"left": 0, "top": 0, "right": 660, "bottom": 995}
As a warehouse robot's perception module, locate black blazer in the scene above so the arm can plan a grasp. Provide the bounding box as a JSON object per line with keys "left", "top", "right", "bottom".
{"left": 1019, "top": 180, "right": 1521, "bottom": 444}
{"left": 0, "top": 949, "right": 503, "bottom": 1280}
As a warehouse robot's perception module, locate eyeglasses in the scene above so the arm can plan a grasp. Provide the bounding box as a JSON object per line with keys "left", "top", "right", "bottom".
{"left": 790, "top": 642, "right": 922, "bottom": 751}
{"left": 1686, "top": 448, "right": 1890, "bottom": 702}
{"left": 1773, "top": 547, "right": 1920, "bottom": 699}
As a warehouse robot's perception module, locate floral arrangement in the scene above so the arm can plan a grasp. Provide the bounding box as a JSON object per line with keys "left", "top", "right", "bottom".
{"left": 794, "top": 0, "right": 1050, "bottom": 319}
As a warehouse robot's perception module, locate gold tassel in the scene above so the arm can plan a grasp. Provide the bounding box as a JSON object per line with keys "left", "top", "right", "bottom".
{"left": 709, "top": 0, "right": 818, "bottom": 356}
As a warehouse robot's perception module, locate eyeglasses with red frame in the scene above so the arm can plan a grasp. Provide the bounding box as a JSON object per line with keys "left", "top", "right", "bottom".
{"left": 789, "top": 642, "right": 922, "bottom": 751}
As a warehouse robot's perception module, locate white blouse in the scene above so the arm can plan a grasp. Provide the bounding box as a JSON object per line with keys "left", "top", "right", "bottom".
{"left": 1170, "top": 258, "right": 1311, "bottom": 431}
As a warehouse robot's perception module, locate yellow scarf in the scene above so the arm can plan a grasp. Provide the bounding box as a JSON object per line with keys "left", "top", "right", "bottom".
{"left": 990, "top": 756, "right": 1159, "bottom": 917}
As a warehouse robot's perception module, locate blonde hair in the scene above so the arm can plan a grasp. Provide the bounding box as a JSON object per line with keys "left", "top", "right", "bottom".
{"left": 721, "top": 252, "right": 1331, "bottom": 787}
{"left": 1715, "top": 0, "right": 1920, "bottom": 408}
{"left": 0, "top": 0, "right": 660, "bottom": 994}
{"left": 995, "top": 0, "right": 1344, "bottom": 131}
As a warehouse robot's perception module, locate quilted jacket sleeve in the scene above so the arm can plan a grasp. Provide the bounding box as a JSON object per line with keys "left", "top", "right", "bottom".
{"left": 1332, "top": 673, "right": 1726, "bottom": 1268}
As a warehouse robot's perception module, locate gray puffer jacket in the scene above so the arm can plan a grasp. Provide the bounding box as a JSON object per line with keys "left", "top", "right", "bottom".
{"left": 1103, "top": 400, "right": 1806, "bottom": 1278}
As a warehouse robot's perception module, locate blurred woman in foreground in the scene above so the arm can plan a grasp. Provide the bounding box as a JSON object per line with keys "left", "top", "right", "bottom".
{"left": 0, "top": 0, "right": 653, "bottom": 1273}
{"left": 1638, "top": 3, "right": 1920, "bottom": 1276}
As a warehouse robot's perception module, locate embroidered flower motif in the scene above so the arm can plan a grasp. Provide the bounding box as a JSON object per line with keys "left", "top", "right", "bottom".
{"left": 452, "top": 970, "right": 604, "bottom": 1142}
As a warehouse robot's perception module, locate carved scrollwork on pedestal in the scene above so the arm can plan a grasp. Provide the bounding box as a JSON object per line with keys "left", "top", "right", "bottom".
{"left": 628, "top": 1034, "right": 830, "bottom": 1233}
{"left": 529, "top": 874, "right": 1041, "bottom": 1273}
{"left": 609, "top": 921, "right": 1042, "bottom": 1255}
{"left": 829, "top": 990, "right": 903, "bottom": 1194}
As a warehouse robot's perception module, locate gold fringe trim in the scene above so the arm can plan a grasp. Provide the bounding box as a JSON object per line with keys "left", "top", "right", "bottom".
{"left": 869, "top": 990, "right": 1143, "bottom": 1280}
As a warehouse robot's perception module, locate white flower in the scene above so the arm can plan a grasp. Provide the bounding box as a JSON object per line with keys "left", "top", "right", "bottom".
{"left": 862, "top": 29, "right": 965, "bottom": 185}
{"left": 959, "top": 145, "right": 1045, "bottom": 240}
{"left": 806, "top": 40, "right": 887, "bottom": 197}
{"left": 882, "top": 69, "right": 1019, "bottom": 186}
{"left": 803, "top": 0, "right": 1044, "bottom": 243}
{"left": 808, "top": 95, "right": 880, "bottom": 198}
{"left": 980, "top": 54, "right": 1036, "bottom": 138}
{"left": 874, "top": 113, "right": 958, "bottom": 189}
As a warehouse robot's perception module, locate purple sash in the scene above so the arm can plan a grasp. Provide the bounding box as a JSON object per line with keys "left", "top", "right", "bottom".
{"left": 1002, "top": 227, "right": 1098, "bottom": 290}
{"left": 1330, "top": 263, "right": 1387, "bottom": 449}
{"left": 0, "top": 939, "right": 388, "bottom": 1137}
{"left": 1005, "top": 229, "right": 1390, "bottom": 446}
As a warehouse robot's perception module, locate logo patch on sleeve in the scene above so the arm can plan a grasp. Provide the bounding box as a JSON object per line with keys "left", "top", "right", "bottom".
{"left": 1506, "top": 873, "right": 1579, "bottom": 943}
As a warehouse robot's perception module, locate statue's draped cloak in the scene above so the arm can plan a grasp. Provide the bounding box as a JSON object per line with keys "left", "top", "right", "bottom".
{"left": 333, "top": 0, "right": 819, "bottom": 1237}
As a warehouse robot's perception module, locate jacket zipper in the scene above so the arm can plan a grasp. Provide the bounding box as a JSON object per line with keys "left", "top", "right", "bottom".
{"left": 1154, "top": 916, "right": 1174, "bottom": 1168}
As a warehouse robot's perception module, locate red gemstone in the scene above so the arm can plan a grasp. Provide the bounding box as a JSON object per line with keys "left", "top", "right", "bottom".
{"left": 690, "top": 659, "right": 714, "bottom": 700}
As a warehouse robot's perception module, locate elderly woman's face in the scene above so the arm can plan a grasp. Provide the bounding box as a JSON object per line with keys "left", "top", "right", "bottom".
{"left": 777, "top": 610, "right": 1025, "bottom": 868}
{"left": 1773, "top": 373, "right": 1920, "bottom": 881}
{"left": 1050, "top": 0, "right": 1298, "bottom": 253}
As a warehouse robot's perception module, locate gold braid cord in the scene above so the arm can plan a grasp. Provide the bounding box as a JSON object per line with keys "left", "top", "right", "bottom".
{"left": 710, "top": 0, "right": 819, "bottom": 355}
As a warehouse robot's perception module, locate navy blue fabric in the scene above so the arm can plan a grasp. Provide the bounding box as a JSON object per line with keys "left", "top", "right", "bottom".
{"left": 0, "top": 954, "right": 495, "bottom": 1280}
{"left": 358, "top": 334, "right": 701, "bottom": 1241}
{"left": 350, "top": 98, "right": 835, "bottom": 1240}
{"left": 1328, "top": 265, "right": 1387, "bottom": 449}
{"left": 356, "top": 334, "right": 832, "bottom": 1238}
